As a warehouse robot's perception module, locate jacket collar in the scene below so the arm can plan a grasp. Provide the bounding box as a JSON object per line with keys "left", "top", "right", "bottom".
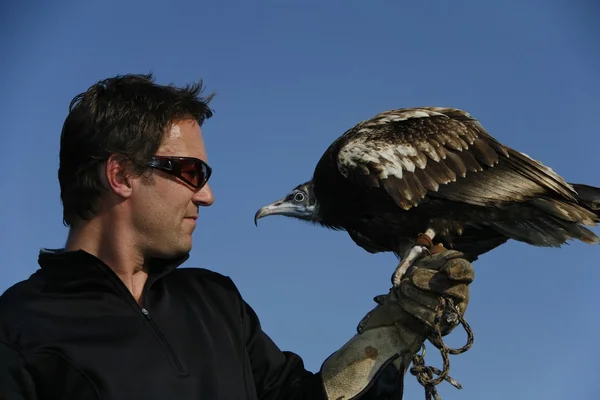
{"left": 36, "top": 248, "right": 189, "bottom": 294}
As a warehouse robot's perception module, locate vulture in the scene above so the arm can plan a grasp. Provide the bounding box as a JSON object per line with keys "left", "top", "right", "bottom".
{"left": 254, "top": 107, "right": 600, "bottom": 286}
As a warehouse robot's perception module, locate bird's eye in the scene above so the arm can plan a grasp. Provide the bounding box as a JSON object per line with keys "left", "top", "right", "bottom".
{"left": 293, "top": 192, "right": 305, "bottom": 202}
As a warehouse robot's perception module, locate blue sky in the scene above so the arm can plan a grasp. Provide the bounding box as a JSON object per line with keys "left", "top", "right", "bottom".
{"left": 2, "top": 1, "right": 599, "bottom": 398}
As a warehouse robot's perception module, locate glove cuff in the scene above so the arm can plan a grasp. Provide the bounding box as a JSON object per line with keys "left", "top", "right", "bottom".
{"left": 320, "top": 323, "right": 424, "bottom": 399}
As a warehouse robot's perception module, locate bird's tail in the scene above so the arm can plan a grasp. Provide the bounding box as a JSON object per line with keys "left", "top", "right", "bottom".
{"left": 489, "top": 183, "right": 600, "bottom": 247}
{"left": 571, "top": 183, "right": 600, "bottom": 218}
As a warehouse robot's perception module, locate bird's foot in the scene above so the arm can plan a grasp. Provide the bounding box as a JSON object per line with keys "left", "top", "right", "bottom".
{"left": 416, "top": 232, "right": 435, "bottom": 248}
{"left": 391, "top": 245, "right": 430, "bottom": 287}
{"left": 391, "top": 229, "right": 444, "bottom": 287}
{"left": 417, "top": 232, "right": 446, "bottom": 255}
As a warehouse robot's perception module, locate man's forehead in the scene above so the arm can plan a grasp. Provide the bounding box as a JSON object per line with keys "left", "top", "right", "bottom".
{"left": 158, "top": 119, "right": 207, "bottom": 156}
{"left": 169, "top": 118, "right": 201, "bottom": 135}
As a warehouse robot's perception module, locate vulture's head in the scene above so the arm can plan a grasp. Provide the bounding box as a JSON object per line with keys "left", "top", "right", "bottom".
{"left": 254, "top": 181, "right": 318, "bottom": 226}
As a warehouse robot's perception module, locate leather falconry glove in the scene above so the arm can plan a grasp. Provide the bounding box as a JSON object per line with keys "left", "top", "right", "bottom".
{"left": 320, "top": 249, "right": 475, "bottom": 400}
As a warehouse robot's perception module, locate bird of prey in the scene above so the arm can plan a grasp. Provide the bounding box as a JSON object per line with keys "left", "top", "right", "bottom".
{"left": 254, "top": 107, "right": 600, "bottom": 287}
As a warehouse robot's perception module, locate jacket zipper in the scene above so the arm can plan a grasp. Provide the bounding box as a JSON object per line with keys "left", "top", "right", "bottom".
{"left": 140, "top": 307, "right": 187, "bottom": 376}
{"left": 96, "top": 265, "right": 188, "bottom": 376}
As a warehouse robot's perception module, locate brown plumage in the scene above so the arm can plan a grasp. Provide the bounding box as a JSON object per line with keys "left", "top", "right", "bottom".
{"left": 255, "top": 107, "right": 600, "bottom": 281}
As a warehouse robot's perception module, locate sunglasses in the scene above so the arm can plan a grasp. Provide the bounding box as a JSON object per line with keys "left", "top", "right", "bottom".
{"left": 145, "top": 156, "right": 212, "bottom": 189}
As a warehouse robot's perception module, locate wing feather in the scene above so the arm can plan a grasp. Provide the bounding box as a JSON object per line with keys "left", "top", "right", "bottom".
{"left": 413, "top": 168, "right": 439, "bottom": 192}
{"left": 471, "top": 138, "right": 499, "bottom": 167}
{"left": 443, "top": 151, "right": 467, "bottom": 178}
{"left": 456, "top": 149, "right": 484, "bottom": 173}
{"left": 415, "top": 138, "right": 442, "bottom": 162}
{"left": 335, "top": 107, "right": 576, "bottom": 211}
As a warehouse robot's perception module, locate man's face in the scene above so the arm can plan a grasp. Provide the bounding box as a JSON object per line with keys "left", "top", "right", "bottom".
{"left": 129, "top": 118, "right": 214, "bottom": 259}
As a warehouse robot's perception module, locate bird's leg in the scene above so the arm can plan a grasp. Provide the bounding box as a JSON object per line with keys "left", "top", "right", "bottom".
{"left": 392, "top": 246, "right": 428, "bottom": 287}
{"left": 391, "top": 229, "right": 437, "bottom": 287}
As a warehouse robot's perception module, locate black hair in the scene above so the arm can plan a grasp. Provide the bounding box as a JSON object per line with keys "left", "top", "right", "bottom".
{"left": 58, "top": 73, "right": 215, "bottom": 226}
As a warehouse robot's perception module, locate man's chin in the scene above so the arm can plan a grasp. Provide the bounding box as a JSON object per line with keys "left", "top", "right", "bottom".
{"left": 148, "top": 241, "right": 192, "bottom": 261}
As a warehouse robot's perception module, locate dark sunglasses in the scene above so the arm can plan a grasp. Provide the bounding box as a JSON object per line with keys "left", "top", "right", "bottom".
{"left": 145, "top": 156, "right": 212, "bottom": 189}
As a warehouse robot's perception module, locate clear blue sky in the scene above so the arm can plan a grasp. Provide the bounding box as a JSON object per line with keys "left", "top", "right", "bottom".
{"left": 2, "top": 1, "right": 598, "bottom": 398}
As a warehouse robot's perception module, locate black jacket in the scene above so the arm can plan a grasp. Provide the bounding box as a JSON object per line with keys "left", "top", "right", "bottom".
{"left": 0, "top": 248, "right": 334, "bottom": 400}
{"left": 0, "top": 249, "right": 402, "bottom": 400}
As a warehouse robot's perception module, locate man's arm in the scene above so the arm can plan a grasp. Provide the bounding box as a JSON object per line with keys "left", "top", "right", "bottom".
{"left": 235, "top": 249, "right": 474, "bottom": 400}
{"left": 240, "top": 292, "right": 407, "bottom": 400}
{"left": 320, "top": 250, "right": 475, "bottom": 400}
{"left": 0, "top": 341, "right": 37, "bottom": 400}
{"left": 240, "top": 298, "right": 326, "bottom": 399}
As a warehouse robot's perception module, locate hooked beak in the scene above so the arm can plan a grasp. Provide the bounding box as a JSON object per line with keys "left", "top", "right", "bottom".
{"left": 254, "top": 199, "right": 307, "bottom": 226}
{"left": 254, "top": 199, "right": 284, "bottom": 226}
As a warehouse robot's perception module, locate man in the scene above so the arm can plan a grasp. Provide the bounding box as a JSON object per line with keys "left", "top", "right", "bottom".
{"left": 0, "top": 74, "right": 474, "bottom": 399}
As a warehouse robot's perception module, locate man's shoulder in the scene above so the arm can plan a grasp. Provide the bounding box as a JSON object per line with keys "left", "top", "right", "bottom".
{"left": 168, "top": 267, "right": 241, "bottom": 297}
{"left": 165, "top": 267, "right": 248, "bottom": 318}
{"left": 0, "top": 273, "right": 40, "bottom": 309}
{"left": 0, "top": 274, "right": 41, "bottom": 342}
{"left": 172, "top": 266, "right": 233, "bottom": 283}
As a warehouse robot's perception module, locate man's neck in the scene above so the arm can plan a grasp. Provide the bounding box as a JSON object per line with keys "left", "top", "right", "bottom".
{"left": 65, "top": 218, "right": 149, "bottom": 305}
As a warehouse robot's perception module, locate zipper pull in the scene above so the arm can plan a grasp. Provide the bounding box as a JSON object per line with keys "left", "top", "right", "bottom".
{"left": 141, "top": 307, "right": 151, "bottom": 320}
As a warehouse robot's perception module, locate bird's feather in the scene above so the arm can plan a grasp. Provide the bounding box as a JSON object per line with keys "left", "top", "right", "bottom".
{"left": 334, "top": 107, "right": 576, "bottom": 211}
{"left": 306, "top": 106, "right": 599, "bottom": 259}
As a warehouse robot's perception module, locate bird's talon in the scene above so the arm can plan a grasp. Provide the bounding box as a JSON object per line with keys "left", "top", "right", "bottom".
{"left": 391, "top": 244, "right": 430, "bottom": 287}
{"left": 416, "top": 232, "right": 435, "bottom": 248}
{"left": 429, "top": 243, "right": 446, "bottom": 255}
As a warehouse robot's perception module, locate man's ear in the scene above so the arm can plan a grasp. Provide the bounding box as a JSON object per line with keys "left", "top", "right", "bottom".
{"left": 104, "top": 154, "right": 134, "bottom": 199}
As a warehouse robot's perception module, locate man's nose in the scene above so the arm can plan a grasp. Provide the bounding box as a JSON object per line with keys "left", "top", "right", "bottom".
{"left": 193, "top": 183, "right": 214, "bottom": 206}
